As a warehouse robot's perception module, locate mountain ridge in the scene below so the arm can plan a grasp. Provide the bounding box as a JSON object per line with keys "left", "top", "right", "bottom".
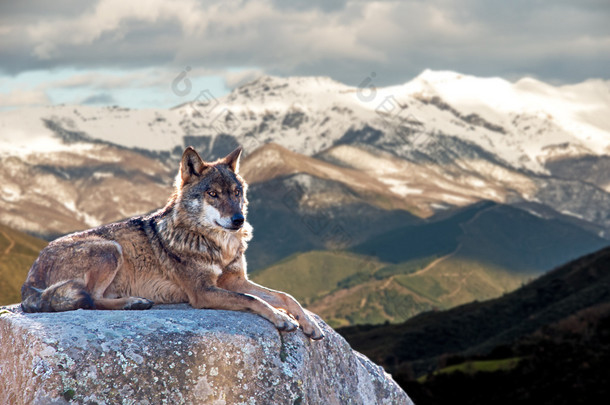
{"left": 337, "top": 243, "right": 610, "bottom": 377}
{"left": 3, "top": 70, "right": 609, "bottom": 235}
{"left": 251, "top": 200, "right": 607, "bottom": 326}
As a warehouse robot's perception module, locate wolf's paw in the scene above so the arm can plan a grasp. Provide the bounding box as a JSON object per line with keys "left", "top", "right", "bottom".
{"left": 272, "top": 310, "right": 299, "bottom": 332}
{"left": 123, "top": 297, "right": 154, "bottom": 310}
{"left": 302, "top": 317, "right": 325, "bottom": 340}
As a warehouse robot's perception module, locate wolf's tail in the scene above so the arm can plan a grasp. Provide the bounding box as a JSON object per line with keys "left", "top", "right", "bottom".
{"left": 21, "top": 280, "right": 94, "bottom": 312}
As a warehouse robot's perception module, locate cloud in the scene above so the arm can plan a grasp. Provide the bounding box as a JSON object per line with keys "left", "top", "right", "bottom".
{"left": 0, "top": 0, "right": 608, "bottom": 91}
{"left": 25, "top": 0, "right": 202, "bottom": 60}
{"left": 81, "top": 92, "right": 116, "bottom": 105}
{"left": 0, "top": 89, "right": 50, "bottom": 108}
{"left": 43, "top": 70, "right": 165, "bottom": 90}
{"left": 223, "top": 69, "right": 266, "bottom": 89}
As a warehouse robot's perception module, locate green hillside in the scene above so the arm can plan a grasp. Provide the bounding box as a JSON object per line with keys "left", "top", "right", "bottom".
{"left": 253, "top": 202, "right": 608, "bottom": 328}
{"left": 251, "top": 250, "right": 385, "bottom": 305}
{"left": 337, "top": 244, "right": 610, "bottom": 404}
{"left": 246, "top": 175, "right": 423, "bottom": 273}
{"left": 251, "top": 250, "right": 527, "bottom": 327}
{"left": 0, "top": 224, "right": 47, "bottom": 305}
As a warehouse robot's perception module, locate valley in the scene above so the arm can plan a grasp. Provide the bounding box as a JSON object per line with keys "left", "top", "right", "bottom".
{"left": 252, "top": 201, "right": 607, "bottom": 326}
{"left": 337, "top": 243, "right": 610, "bottom": 403}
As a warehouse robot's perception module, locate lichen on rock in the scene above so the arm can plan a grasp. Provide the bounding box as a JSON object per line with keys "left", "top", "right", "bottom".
{"left": 0, "top": 304, "right": 412, "bottom": 404}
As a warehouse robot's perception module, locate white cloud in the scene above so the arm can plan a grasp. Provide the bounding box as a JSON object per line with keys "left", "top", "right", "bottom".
{"left": 27, "top": 0, "right": 203, "bottom": 59}
{"left": 0, "top": 89, "right": 50, "bottom": 108}
{"left": 0, "top": 0, "right": 608, "bottom": 109}
{"left": 223, "top": 69, "right": 266, "bottom": 88}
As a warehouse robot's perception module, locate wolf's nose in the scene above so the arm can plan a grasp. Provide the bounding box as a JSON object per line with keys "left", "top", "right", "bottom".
{"left": 232, "top": 214, "right": 245, "bottom": 227}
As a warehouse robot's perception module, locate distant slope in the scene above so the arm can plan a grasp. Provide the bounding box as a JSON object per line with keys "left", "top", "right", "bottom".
{"left": 350, "top": 201, "right": 608, "bottom": 273}
{"left": 337, "top": 243, "right": 610, "bottom": 381}
{"left": 349, "top": 201, "right": 487, "bottom": 263}
{"left": 241, "top": 143, "right": 420, "bottom": 213}
{"left": 0, "top": 225, "right": 47, "bottom": 305}
{"left": 0, "top": 144, "right": 173, "bottom": 239}
{"left": 252, "top": 250, "right": 385, "bottom": 305}
{"left": 252, "top": 201, "right": 608, "bottom": 327}
{"left": 252, "top": 249, "right": 528, "bottom": 327}
{"left": 245, "top": 172, "right": 422, "bottom": 272}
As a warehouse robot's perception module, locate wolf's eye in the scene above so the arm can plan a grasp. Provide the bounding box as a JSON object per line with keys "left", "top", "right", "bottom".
{"left": 234, "top": 189, "right": 241, "bottom": 196}
{"left": 208, "top": 191, "right": 218, "bottom": 198}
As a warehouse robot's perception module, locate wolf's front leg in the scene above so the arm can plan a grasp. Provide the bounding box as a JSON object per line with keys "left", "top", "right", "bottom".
{"left": 225, "top": 279, "right": 325, "bottom": 340}
{"left": 191, "top": 286, "right": 299, "bottom": 332}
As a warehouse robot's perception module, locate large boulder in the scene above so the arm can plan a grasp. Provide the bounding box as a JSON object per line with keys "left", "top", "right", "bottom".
{"left": 0, "top": 304, "right": 412, "bottom": 404}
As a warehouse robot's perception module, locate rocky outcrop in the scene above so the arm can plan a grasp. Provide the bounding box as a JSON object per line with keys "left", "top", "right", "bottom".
{"left": 0, "top": 304, "right": 412, "bottom": 405}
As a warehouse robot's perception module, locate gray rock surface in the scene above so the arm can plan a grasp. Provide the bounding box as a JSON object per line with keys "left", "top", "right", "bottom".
{"left": 0, "top": 304, "right": 412, "bottom": 405}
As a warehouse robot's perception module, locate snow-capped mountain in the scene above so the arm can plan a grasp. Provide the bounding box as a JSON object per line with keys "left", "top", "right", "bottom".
{"left": 1, "top": 70, "right": 610, "bottom": 237}
{"left": 4, "top": 70, "right": 609, "bottom": 169}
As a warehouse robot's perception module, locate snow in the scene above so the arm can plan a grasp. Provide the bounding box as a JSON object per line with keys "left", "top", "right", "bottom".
{"left": 61, "top": 199, "right": 102, "bottom": 227}
{"left": 468, "top": 178, "right": 487, "bottom": 188}
{"left": 0, "top": 70, "right": 608, "bottom": 175}
{"left": 380, "top": 178, "right": 423, "bottom": 197}
{"left": 1, "top": 185, "right": 21, "bottom": 202}
{"left": 395, "top": 70, "right": 610, "bottom": 171}
{"left": 441, "top": 194, "right": 474, "bottom": 204}
{"left": 324, "top": 145, "right": 404, "bottom": 174}
{"left": 93, "top": 172, "right": 113, "bottom": 180}
{"left": 559, "top": 210, "right": 587, "bottom": 221}
{"left": 0, "top": 106, "right": 184, "bottom": 154}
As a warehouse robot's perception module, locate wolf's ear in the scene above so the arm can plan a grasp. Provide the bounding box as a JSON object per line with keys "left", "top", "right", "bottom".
{"left": 222, "top": 146, "right": 243, "bottom": 173}
{"left": 180, "top": 146, "right": 207, "bottom": 183}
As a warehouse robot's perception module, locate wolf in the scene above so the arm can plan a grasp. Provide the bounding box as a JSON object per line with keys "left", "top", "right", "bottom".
{"left": 21, "top": 146, "right": 324, "bottom": 340}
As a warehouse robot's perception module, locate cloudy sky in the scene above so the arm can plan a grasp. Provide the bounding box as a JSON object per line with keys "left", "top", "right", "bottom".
{"left": 1, "top": 0, "right": 608, "bottom": 109}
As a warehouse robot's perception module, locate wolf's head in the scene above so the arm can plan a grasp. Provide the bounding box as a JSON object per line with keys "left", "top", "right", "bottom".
{"left": 174, "top": 146, "right": 248, "bottom": 232}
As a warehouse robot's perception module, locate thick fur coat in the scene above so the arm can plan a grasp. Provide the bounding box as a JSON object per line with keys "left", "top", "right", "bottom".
{"left": 21, "top": 146, "right": 324, "bottom": 340}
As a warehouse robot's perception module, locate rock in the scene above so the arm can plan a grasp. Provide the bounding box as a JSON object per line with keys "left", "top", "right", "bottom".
{"left": 0, "top": 304, "right": 412, "bottom": 405}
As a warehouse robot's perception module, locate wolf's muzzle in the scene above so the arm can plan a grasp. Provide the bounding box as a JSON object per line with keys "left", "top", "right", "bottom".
{"left": 231, "top": 213, "right": 245, "bottom": 228}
